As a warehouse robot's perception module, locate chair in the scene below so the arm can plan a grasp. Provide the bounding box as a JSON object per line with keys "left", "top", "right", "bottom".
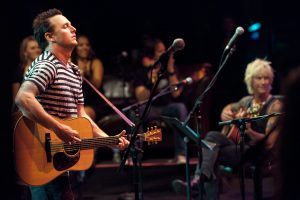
{"left": 219, "top": 146, "right": 277, "bottom": 200}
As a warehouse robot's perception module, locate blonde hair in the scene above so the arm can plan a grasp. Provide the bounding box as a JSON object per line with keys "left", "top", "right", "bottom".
{"left": 244, "top": 58, "right": 274, "bottom": 94}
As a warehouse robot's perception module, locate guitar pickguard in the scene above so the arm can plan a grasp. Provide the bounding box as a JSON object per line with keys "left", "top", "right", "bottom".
{"left": 53, "top": 152, "right": 80, "bottom": 171}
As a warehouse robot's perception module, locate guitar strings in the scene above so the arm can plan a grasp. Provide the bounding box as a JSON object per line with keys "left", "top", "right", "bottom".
{"left": 54, "top": 137, "right": 119, "bottom": 149}
{"left": 50, "top": 129, "right": 161, "bottom": 153}
{"left": 50, "top": 136, "right": 120, "bottom": 153}
{"left": 51, "top": 141, "right": 118, "bottom": 152}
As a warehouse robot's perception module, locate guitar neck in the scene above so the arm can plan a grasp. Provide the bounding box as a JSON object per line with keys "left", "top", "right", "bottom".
{"left": 51, "top": 136, "right": 120, "bottom": 153}
{"left": 80, "top": 136, "right": 120, "bottom": 150}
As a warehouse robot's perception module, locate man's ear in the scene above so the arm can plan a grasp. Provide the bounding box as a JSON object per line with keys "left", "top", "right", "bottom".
{"left": 45, "top": 32, "right": 54, "bottom": 42}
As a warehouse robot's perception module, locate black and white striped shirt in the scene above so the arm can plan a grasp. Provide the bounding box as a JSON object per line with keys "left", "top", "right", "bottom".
{"left": 24, "top": 51, "right": 84, "bottom": 118}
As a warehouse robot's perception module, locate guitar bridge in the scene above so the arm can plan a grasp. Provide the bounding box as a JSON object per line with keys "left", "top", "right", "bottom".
{"left": 45, "top": 133, "right": 52, "bottom": 162}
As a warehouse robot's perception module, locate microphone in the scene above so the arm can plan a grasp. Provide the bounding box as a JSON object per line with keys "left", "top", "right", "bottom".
{"left": 115, "top": 51, "right": 128, "bottom": 64}
{"left": 166, "top": 38, "right": 185, "bottom": 54}
{"left": 152, "top": 38, "right": 185, "bottom": 71}
{"left": 172, "top": 77, "right": 193, "bottom": 90}
{"left": 115, "top": 51, "right": 128, "bottom": 59}
{"left": 224, "top": 26, "right": 244, "bottom": 51}
{"left": 119, "top": 51, "right": 128, "bottom": 58}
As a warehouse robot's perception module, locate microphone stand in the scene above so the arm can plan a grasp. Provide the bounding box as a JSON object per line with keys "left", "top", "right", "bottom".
{"left": 181, "top": 47, "right": 236, "bottom": 200}
{"left": 118, "top": 54, "right": 169, "bottom": 200}
{"left": 122, "top": 87, "right": 179, "bottom": 113}
{"left": 218, "top": 112, "right": 282, "bottom": 200}
{"left": 120, "top": 79, "right": 180, "bottom": 200}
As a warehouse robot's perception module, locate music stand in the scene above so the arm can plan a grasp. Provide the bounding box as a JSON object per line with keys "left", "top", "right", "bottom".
{"left": 161, "top": 115, "right": 216, "bottom": 199}
{"left": 161, "top": 116, "right": 216, "bottom": 150}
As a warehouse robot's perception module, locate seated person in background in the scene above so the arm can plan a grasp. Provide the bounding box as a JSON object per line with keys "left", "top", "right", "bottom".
{"left": 71, "top": 34, "right": 104, "bottom": 121}
{"left": 12, "top": 35, "right": 41, "bottom": 111}
{"left": 180, "top": 62, "right": 213, "bottom": 136}
{"left": 172, "top": 58, "right": 283, "bottom": 199}
{"left": 132, "top": 37, "right": 188, "bottom": 164}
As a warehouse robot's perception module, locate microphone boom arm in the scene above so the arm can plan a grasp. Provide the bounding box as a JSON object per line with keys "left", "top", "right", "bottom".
{"left": 184, "top": 47, "right": 236, "bottom": 125}
{"left": 218, "top": 112, "right": 284, "bottom": 126}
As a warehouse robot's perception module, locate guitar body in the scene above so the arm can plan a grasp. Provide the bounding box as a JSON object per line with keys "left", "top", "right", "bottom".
{"left": 13, "top": 115, "right": 94, "bottom": 186}
{"left": 221, "top": 102, "right": 262, "bottom": 144}
{"left": 225, "top": 125, "right": 240, "bottom": 144}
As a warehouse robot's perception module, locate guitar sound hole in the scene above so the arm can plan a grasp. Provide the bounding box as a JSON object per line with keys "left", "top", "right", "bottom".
{"left": 64, "top": 143, "right": 80, "bottom": 156}
{"left": 53, "top": 152, "right": 80, "bottom": 171}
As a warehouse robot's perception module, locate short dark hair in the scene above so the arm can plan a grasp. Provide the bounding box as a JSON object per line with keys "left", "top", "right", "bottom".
{"left": 32, "top": 8, "right": 62, "bottom": 51}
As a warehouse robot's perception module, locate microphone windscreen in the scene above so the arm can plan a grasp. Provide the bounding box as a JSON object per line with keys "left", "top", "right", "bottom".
{"left": 236, "top": 26, "right": 244, "bottom": 35}
{"left": 185, "top": 77, "right": 193, "bottom": 85}
{"left": 172, "top": 38, "right": 185, "bottom": 52}
{"left": 121, "top": 51, "right": 128, "bottom": 58}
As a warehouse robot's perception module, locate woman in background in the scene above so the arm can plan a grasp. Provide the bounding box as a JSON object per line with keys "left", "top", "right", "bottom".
{"left": 71, "top": 35, "right": 104, "bottom": 121}
{"left": 12, "top": 36, "right": 41, "bottom": 106}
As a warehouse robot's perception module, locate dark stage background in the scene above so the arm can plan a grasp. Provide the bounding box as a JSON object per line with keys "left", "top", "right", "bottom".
{"left": 8, "top": 0, "right": 300, "bottom": 120}
{"left": 8, "top": 0, "right": 300, "bottom": 96}
{"left": 2, "top": 0, "right": 300, "bottom": 197}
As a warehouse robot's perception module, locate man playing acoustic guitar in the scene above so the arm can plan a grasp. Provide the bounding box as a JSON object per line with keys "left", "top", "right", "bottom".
{"left": 14, "top": 8, "right": 129, "bottom": 200}
{"left": 172, "top": 58, "right": 282, "bottom": 199}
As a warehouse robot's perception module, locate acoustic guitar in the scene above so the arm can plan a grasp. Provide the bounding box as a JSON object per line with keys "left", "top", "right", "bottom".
{"left": 221, "top": 103, "right": 262, "bottom": 144}
{"left": 13, "top": 114, "right": 162, "bottom": 186}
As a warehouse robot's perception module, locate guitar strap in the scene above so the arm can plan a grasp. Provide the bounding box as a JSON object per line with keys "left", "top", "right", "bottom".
{"left": 82, "top": 77, "right": 135, "bottom": 127}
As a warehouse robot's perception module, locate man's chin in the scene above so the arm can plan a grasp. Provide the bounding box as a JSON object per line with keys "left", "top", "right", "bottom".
{"left": 69, "top": 42, "right": 77, "bottom": 49}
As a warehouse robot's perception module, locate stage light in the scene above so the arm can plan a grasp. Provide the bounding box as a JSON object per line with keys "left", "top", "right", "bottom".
{"left": 248, "top": 22, "right": 262, "bottom": 41}
{"left": 248, "top": 22, "right": 262, "bottom": 32}
{"left": 250, "top": 32, "right": 260, "bottom": 40}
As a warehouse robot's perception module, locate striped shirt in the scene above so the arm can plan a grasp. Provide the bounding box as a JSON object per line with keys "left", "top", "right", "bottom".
{"left": 24, "top": 51, "right": 84, "bottom": 118}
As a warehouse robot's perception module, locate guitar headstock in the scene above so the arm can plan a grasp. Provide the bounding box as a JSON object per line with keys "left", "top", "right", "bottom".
{"left": 140, "top": 126, "right": 162, "bottom": 145}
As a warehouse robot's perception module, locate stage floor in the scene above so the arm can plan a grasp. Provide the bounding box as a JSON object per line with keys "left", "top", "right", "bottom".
{"left": 77, "top": 157, "right": 275, "bottom": 200}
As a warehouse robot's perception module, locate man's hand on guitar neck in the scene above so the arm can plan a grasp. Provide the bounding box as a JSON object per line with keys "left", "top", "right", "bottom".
{"left": 115, "top": 130, "right": 129, "bottom": 150}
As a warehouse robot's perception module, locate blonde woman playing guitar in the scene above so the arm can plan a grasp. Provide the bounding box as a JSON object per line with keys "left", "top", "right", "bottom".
{"left": 172, "top": 58, "right": 283, "bottom": 199}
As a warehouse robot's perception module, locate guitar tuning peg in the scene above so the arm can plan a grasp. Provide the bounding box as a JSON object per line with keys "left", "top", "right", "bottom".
{"left": 154, "top": 126, "right": 157, "bottom": 129}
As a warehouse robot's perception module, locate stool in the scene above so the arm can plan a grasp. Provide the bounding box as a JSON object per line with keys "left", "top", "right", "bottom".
{"left": 219, "top": 157, "right": 276, "bottom": 200}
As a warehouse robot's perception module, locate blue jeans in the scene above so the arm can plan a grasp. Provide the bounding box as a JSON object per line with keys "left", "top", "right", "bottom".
{"left": 30, "top": 175, "right": 74, "bottom": 200}
{"left": 194, "top": 131, "right": 251, "bottom": 200}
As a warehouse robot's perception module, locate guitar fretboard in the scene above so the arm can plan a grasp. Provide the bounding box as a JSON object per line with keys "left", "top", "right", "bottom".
{"left": 51, "top": 136, "right": 120, "bottom": 153}
{"left": 81, "top": 136, "right": 120, "bottom": 149}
